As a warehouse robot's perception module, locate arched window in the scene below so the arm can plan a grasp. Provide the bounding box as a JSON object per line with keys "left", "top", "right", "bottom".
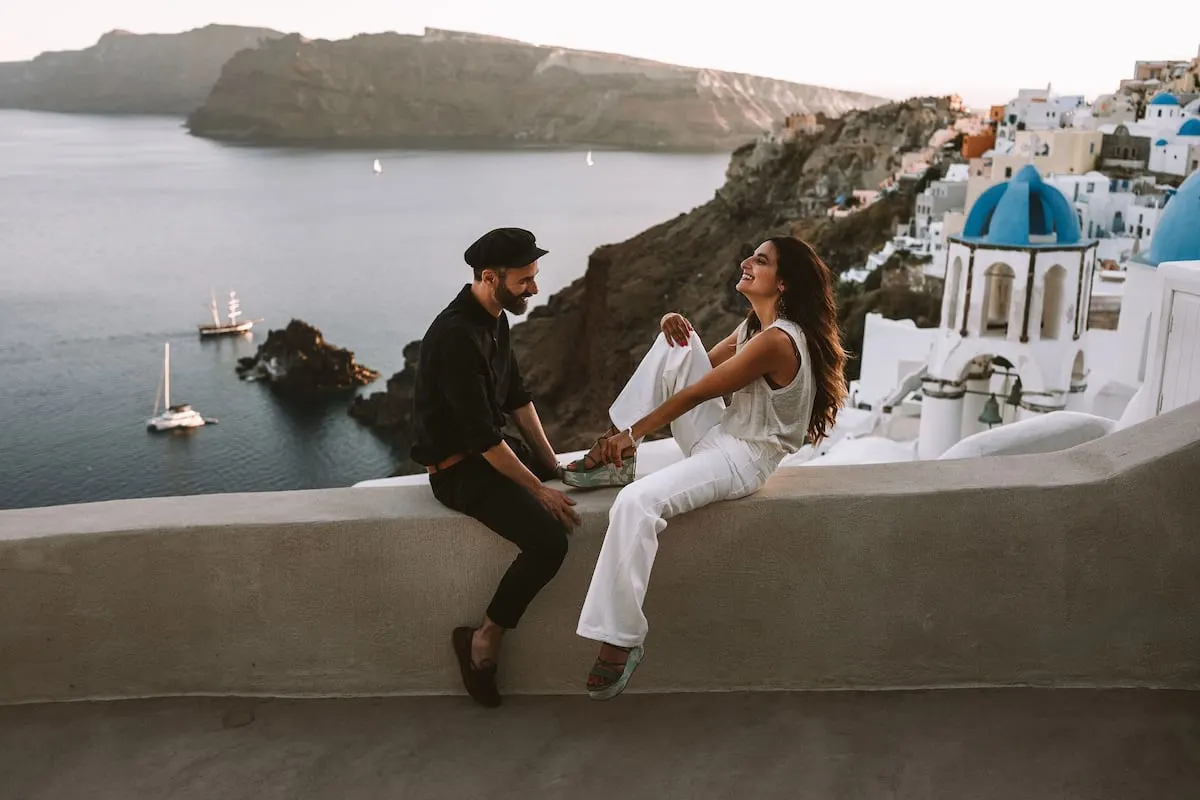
{"left": 980, "top": 263, "right": 1016, "bottom": 336}
{"left": 1041, "top": 266, "right": 1067, "bottom": 340}
{"left": 945, "top": 257, "right": 963, "bottom": 329}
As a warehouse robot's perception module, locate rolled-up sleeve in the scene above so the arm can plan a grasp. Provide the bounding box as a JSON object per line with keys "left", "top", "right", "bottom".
{"left": 439, "top": 330, "right": 504, "bottom": 454}
{"left": 501, "top": 346, "right": 533, "bottom": 412}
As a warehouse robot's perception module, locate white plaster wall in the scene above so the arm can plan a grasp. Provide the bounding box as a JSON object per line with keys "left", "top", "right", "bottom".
{"left": 1143, "top": 261, "right": 1200, "bottom": 416}
{"left": 1150, "top": 144, "right": 1190, "bottom": 176}
{"left": 856, "top": 314, "right": 937, "bottom": 407}
{"left": 1114, "top": 262, "right": 1166, "bottom": 385}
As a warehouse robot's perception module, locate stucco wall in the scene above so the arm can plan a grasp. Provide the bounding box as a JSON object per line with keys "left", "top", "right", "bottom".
{"left": 2, "top": 403, "right": 1199, "bottom": 705}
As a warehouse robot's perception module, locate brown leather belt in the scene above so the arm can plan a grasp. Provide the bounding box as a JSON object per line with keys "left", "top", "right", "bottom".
{"left": 426, "top": 452, "right": 468, "bottom": 474}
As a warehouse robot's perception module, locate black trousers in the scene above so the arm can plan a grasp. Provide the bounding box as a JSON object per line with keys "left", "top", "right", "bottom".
{"left": 428, "top": 436, "right": 568, "bottom": 629}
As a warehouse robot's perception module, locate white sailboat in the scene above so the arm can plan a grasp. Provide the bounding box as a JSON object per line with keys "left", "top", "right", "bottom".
{"left": 147, "top": 342, "right": 207, "bottom": 431}
{"left": 373, "top": 158, "right": 383, "bottom": 175}
{"left": 586, "top": 150, "right": 594, "bottom": 167}
{"left": 199, "top": 289, "right": 258, "bottom": 336}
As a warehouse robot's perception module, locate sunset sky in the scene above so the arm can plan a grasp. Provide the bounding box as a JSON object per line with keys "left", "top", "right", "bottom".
{"left": 2, "top": 0, "right": 1197, "bottom": 106}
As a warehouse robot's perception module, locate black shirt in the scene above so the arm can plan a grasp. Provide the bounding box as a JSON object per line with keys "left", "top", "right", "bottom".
{"left": 410, "top": 285, "right": 533, "bottom": 466}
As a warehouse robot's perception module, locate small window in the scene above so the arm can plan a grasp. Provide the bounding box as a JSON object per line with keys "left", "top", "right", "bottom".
{"left": 1005, "top": 166, "right": 1013, "bottom": 178}
{"left": 1086, "top": 183, "right": 1094, "bottom": 193}
{"left": 1089, "top": 142, "right": 1095, "bottom": 153}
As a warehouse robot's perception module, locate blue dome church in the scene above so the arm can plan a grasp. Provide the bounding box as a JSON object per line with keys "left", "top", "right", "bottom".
{"left": 915, "top": 165, "right": 1101, "bottom": 458}
{"left": 1134, "top": 168, "right": 1200, "bottom": 267}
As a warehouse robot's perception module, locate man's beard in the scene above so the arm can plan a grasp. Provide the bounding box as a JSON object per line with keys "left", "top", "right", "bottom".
{"left": 495, "top": 282, "right": 530, "bottom": 315}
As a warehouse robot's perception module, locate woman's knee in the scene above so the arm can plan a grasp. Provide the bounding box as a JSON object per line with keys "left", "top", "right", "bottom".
{"left": 609, "top": 483, "right": 660, "bottom": 527}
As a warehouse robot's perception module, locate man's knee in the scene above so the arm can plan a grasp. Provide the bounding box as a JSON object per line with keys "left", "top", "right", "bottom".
{"left": 528, "top": 516, "right": 569, "bottom": 571}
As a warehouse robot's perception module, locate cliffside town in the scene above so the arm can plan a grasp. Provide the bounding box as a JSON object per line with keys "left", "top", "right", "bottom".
{"left": 185, "top": 28, "right": 886, "bottom": 150}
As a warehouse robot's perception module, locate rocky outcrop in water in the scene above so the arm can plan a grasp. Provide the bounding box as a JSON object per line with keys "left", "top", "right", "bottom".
{"left": 351, "top": 97, "right": 960, "bottom": 469}
{"left": 0, "top": 25, "right": 283, "bottom": 114}
{"left": 186, "top": 28, "right": 887, "bottom": 150}
{"left": 237, "top": 319, "right": 378, "bottom": 394}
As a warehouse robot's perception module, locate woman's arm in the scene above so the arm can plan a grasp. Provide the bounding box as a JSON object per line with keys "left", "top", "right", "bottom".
{"left": 600, "top": 329, "right": 793, "bottom": 463}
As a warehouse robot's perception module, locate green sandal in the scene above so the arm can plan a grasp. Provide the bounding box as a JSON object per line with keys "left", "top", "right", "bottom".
{"left": 586, "top": 645, "right": 645, "bottom": 701}
{"left": 563, "top": 432, "right": 637, "bottom": 489}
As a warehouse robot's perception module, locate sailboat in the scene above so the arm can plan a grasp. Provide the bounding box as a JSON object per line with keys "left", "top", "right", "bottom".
{"left": 199, "top": 289, "right": 258, "bottom": 337}
{"left": 147, "top": 342, "right": 208, "bottom": 431}
{"left": 586, "top": 150, "right": 594, "bottom": 167}
{"left": 373, "top": 158, "right": 383, "bottom": 175}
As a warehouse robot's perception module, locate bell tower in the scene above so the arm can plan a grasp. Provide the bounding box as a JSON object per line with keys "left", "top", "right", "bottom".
{"left": 917, "top": 165, "right": 1099, "bottom": 458}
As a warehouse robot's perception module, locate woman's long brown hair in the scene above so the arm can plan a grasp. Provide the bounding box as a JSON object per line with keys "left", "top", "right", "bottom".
{"left": 746, "top": 236, "right": 847, "bottom": 444}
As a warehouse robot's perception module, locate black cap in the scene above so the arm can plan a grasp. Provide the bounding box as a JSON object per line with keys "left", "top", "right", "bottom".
{"left": 464, "top": 227, "right": 548, "bottom": 270}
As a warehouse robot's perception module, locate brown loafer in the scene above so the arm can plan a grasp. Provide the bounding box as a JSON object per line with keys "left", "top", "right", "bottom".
{"left": 451, "top": 626, "right": 501, "bottom": 708}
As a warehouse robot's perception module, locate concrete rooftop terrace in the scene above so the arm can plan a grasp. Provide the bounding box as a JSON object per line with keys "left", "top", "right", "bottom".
{"left": 3, "top": 690, "right": 1200, "bottom": 799}
{"left": 2, "top": 402, "right": 1200, "bottom": 797}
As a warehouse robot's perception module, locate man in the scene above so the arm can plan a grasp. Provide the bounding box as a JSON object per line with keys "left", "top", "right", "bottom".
{"left": 411, "top": 227, "right": 580, "bottom": 708}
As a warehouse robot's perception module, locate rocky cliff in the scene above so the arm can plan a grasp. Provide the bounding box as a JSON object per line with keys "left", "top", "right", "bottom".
{"left": 0, "top": 25, "right": 283, "bottom": 114}
{"left": 351, "top": 97, "right": 960, "bottom": 473}
{"left": 186, "top": 28, "right": 887, "bottom": 150}
{"left": 237, "top": 320, "right": 379, "bottom": 394}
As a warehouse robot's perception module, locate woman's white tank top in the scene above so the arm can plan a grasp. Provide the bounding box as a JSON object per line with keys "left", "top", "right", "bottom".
{"left": 719, "top": 318, "right": 815, "bottom": 455}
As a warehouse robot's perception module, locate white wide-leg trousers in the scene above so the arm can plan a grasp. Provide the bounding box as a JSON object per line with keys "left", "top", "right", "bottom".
{"left": 576, "top": 332, "right": 781, "bottom": 647}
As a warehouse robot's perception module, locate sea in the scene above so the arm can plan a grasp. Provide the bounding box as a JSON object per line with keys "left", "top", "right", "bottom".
{"left": 0, "top": 111, "right": 729, "bottom": 510}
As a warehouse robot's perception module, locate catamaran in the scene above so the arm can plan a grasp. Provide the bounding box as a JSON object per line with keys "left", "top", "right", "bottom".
{"left": 199, "top": 289, "right": 258, "bottom": 337}
{"left": 147, "top": 342, "right": 208, "bottom": 431}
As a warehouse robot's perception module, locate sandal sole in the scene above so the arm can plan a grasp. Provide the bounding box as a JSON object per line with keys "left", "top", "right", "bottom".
{"left": 562, "top": 459, "right": 637, "bottom": 489}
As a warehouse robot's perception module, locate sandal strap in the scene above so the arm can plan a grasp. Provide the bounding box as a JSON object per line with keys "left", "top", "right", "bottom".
{"left": 588, "top": 658, "right": 628, "bottom": 685}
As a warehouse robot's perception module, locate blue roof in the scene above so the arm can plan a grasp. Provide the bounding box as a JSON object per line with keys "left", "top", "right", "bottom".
{"left": 958, "top": 164, "right": 1082, "bottom": 248}
{"left": 1149, "top": 93, "right": 1181, "bottom": 106}
{"left": 1156, "top": 138, "right": 1170, "bottom": 146}
{"left": 1137, "top": 169, "right": 1200, "bottom": 267}
{"left": 1179, "top": 119, "right": 1200, "bottom": 136}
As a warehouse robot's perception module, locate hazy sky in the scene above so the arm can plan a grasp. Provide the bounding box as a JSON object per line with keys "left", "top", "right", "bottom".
{"left": 2, "top": 0, "right": 1197, "bottom": 106}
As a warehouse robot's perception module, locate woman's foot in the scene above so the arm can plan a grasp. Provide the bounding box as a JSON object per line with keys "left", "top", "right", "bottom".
{"left": 563, "top": 425, "right": 638, "bottom": 489}
{"left": 564, "top": 425, "right": 619, "bottom": 472}
{"left": 586, "top": 642, "right": 646, "bottom": 700}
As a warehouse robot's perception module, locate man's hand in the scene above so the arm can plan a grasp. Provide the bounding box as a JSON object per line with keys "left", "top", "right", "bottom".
{"left": 660, "top": 312, "right": 693, "bottom": 347}
{"left": 536, "top": 485, "right": 581, "bottom": 530}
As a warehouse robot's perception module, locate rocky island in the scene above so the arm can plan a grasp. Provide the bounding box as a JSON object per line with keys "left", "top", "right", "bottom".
{"left": 185, "top": 28, "right": 887, "bottom": 151}
{"left": 237, "top": 320, "right": 379, "bottom": 394}
{"left": 351, "top": 97, "right": 961, "bottom": 473}
{"left": 0, "top": 25, "right": 283, "bottom": 115}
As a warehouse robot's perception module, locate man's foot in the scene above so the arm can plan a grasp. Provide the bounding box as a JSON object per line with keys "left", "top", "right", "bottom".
{"left": 451, "top": 626, "right": 501, "bottom": 708}
{"left": 586, "top": 642, "right": 645, "bottom": 701}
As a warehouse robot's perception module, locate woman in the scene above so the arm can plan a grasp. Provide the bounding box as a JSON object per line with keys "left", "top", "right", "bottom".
{"left": 562, "top": 236, "right": 846, "bottom": 700}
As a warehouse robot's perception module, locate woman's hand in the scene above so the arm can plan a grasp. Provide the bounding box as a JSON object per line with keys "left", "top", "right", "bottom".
{"left": 660, "top": 312, "right": 694, "bottom": 347}
{"left": 599, "top": 429, "right": 636, "bottom": 467}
